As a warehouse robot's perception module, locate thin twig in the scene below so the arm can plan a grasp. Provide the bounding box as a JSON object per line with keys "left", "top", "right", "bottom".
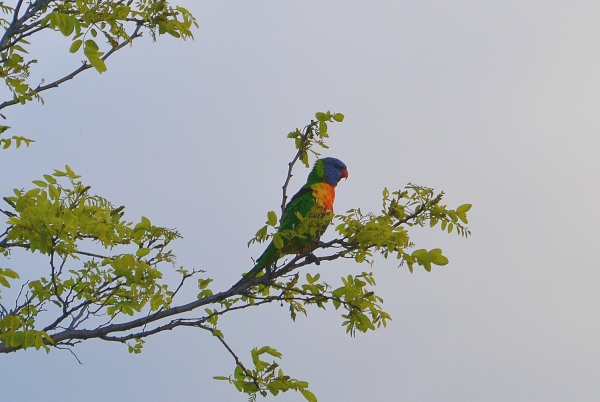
{"left": 56, "top": 345, "right": 83, "bottom": 365}
{"left": 280, "top": 121, "right": 317, "bottom": 217}
{"left": 211, "top": 327, "right": 261, "bottom": 390}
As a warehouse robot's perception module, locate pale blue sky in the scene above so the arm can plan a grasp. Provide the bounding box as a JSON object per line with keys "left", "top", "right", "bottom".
{"left": 2, "top": 1, "right": 600, "bottom": 400}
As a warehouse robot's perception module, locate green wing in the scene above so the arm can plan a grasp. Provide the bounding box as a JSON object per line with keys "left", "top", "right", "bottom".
{"left": 279, "top": 186, "right": 316, "bottom": 233}
{"left": 246, "top": 186, "right": 316, "bottom": 277}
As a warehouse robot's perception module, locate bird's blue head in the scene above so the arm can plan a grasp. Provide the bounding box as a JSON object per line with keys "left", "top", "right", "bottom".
{"left": 309, "top": 157, "right": 348, "bottom": 187}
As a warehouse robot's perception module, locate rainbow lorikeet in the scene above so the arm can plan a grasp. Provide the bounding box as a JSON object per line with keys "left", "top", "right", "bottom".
{"left": 246, "top": 157, "right": 348, "bottom": 279}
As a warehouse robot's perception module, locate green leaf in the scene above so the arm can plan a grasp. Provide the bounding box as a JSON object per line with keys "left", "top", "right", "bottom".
{"left": 240, "top": 381, "right": 259, "bottom": 393}
{"left": 273, "top": 233, "right": 284, "bottom": 249}
{"left": 69, "top": 39, "right": 82, "bottom": 53}
{"left": 43, "top": 174, "right": 56, "bottom": 184}
{"left": 429, "top": 249, "right": 449, "bottom": 266}
{"left": 41, "top": 331, "right": 54, "bottom": 345}
{"left": 332, "top": 113, "right": 344, "bottom": 122}
{"left": 136, "top": 248, "right": 151, "bottom": 258}
{"left": 267, "top": 380, "right": 286, "bottom": 393}
{"left": 319, "top": 121, "right": 328, "bottom": 134}
{"left": 10, "top": 331, "right": 24, "bottom": 347}
{"left": 34, "top": 332, "right": 44, "bottom": 349}
{"left": 48, "top": 185, "right": 59, "bottom": 200}
{"left": 267, "top": 211, "right": 277, "bottom": 226}
{"left": 234, "top": 364, "right": 246, "bottom": 380}
{"left": 264, "top": 347, "right": 282, "bottom": 358}
{"left": 411, "top": 249, "right": 427, "bottom": 259}
{"left": 88, "top": 57, "right": 107, "bottom": 73}
{"left": 0, "top": 276, "right": 10, "bottom": 288}
{"left": 332, "top": 286, "right": 345, "bottom": 298}
{"left": 150, "top": 294, "right": 162, "bottom": 310}
{"left": 59, "top": 15, "right": 74, "bottom": 36}
{"left": 140, "top": 216, "right": 151, "bottom": 228}
{"left": 256, "top": 345, "right": 270, "bottom": 354}
{"left": 198, "top": 278, "right": 213, "bottom": 289}
{"left": 300, "top": 152, "right": 309, "bottom": 167}
{"left": 83, "top": 40, "right": 99, "bottom": 54}
{"left": 434, "top": 254, "right": 449, "bottom": 265}
{"left": 64, "top": 165, "right": 80, "bottom": 178}
{"left": 213, "top": 376, "right": 230, "bottom": 381}
{"left": 300, "top": 388, "right": 318, "bottom": 402}
{"left": 23, "top": 330, "right": 36, "bottom": 349}
{"left": 456, "top": 204, "right": 472, "bottom": 214}
{"left": 1, "top": 269, "right": 19, "bottom": 279}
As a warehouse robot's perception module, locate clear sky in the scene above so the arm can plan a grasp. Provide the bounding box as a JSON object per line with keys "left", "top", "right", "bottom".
{"left": 2, "top": 1, "right": 600, "bottom": 401}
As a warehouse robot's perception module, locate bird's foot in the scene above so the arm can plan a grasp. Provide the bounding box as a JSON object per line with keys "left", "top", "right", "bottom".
{"left": 305, "top": 253, "right": 320, "bottom": 266}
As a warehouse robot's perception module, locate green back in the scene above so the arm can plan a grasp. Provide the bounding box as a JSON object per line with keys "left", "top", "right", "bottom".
{"left": 248, "top": 186, "right": 316, "bottom": 275}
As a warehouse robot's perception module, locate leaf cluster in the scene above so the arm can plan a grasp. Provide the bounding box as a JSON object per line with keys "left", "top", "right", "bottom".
{"left": 0, "top": 126, "right": 34, "bottom": 149}
{"left": 286, "top": 110, "right": 344, "bottom": 167}
{"left": 41, "top": 0, "right": 197, "bottom": 72}
{"left": 0, "top": 166, "right": 183, "bottom": 351}
{"left": 336, "top": 185, "right": 471, "bottom": 272}
{"left": 215, "top": 346, "right": 317, "bottom": 402}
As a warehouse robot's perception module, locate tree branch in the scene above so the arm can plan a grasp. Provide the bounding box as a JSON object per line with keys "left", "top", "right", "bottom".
{"left": 280, "top": 121, "right": 318, "bottom": 217}
{"left": 211, "top": 328, "right": 258, "bottom": 387}
{"left": 0, "top": 239, "right": 111, "bottom": 259}
{"left": 393, "top": 191, "right": 444, "bottom": 228}
{"left": 11, "top": 0, "right": 25, "bottom": 28}
{"left": 0, "top": 0, "right": 53, "bottom": 51}
{"left": 0, "top": 23, "right": 143, "bottom": 111}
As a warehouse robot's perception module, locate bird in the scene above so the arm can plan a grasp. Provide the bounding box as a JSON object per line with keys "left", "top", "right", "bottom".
{"left": 244, "top": 157, "right": 348, "bottom": 280}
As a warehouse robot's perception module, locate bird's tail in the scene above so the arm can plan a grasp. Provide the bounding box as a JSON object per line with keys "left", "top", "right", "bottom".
{"left": 241, "top": 241, "right": 279, "bottom": 281}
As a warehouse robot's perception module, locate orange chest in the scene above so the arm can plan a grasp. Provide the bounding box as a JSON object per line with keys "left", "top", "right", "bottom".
{"left": 311, "top": 183, "right": 336, "bottom": 213}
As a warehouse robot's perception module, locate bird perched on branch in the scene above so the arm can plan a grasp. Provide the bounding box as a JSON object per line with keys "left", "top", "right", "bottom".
{"left": 245, "top": 157, "right": 348, "bottom": 280}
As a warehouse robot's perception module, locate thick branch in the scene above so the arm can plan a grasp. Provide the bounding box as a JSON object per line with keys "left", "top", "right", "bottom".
{"left": 100, "top": 299, "right": 272, "bottom": 343}
{"left": 11, "top": 1, "right": 25, "bottom": 29}
{"left": 0, "top": 0, "right": 53, "bottom": 51}
{"left": 0, "top": 271, "right": 260, "bottom": 352}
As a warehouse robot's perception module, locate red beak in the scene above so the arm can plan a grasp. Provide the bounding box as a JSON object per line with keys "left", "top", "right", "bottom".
{"left": 341, "top": 169, "right": 348, "bottom": 179}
